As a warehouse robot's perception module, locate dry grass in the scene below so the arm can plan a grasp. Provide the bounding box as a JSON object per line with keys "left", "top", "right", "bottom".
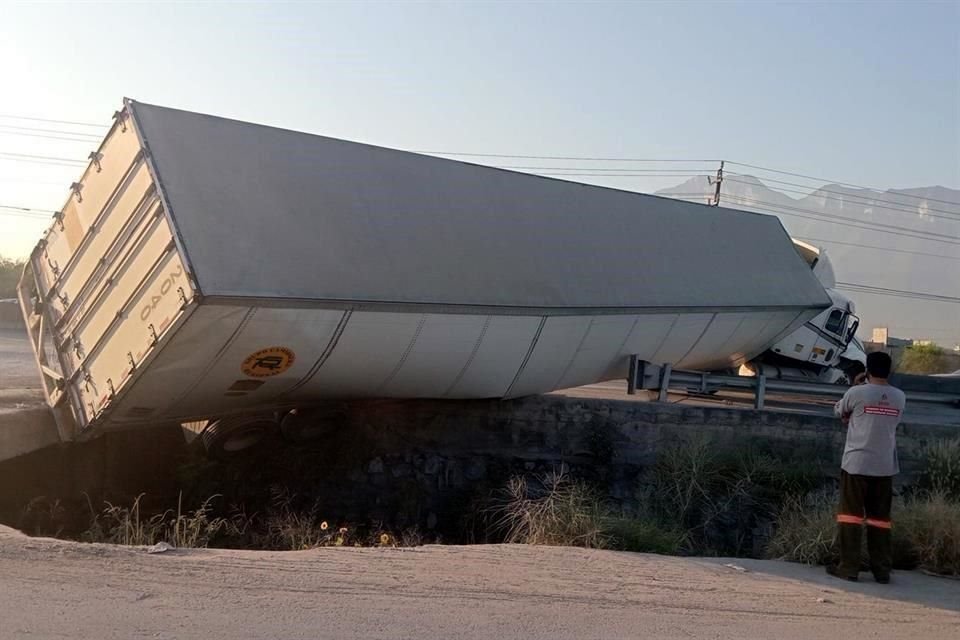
{"left": 768, "top": 489, "right": 960, "bottom": 577}
{"left": 898, "top": 492, "right": 960, "bottom": 577}
{"left": 83, "top": 493, "right": 227, "bottom": 548}
{"left": 917, "top": 439, "right": 960, "bottom": 500}
{"left": 491, "top": 471, "right": 609, "bottom": 548}
{"left": 765, "top": 489, "right": 837, "bottom": 566}
{"left": 640, "top": 439, "right": 823, "bottom": 556}
{"left": 488, "top": 471, "right": 684, "bottom": 553}
{"left": 79, "top": 488, "right": 422, "bottom": 551}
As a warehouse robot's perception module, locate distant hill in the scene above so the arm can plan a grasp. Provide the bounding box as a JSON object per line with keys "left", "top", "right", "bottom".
{"left": 656, "top": 177, "right": 960, "bottom": 347}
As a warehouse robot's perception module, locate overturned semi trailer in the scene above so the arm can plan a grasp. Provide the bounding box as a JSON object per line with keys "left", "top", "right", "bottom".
{"left": 17, "top": 100, "right": 830, "bottom": 454}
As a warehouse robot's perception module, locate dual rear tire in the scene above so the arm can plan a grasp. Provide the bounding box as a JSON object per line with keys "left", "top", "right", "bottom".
{"left": 198, "top": 406, "right": 345, "bottom": 458}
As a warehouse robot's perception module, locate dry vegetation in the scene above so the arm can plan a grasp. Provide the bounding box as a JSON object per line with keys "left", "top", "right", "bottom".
{"left": 78, "top": 489, "right": 419, "bottom": 551}
{"left": 20, "top": 434, "right": 960, "bottom": 577}
{"left": 492, "top": 438, "right": 960, "bottom": 577}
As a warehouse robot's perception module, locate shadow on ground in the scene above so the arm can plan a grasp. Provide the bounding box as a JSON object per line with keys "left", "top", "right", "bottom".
{"left": 700, "top": 557, "right": 960, "bottom": 613}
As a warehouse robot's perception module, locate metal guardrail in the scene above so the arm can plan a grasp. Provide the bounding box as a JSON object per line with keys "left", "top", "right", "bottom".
{"left": 626, "top": 357, "right": 960, "bottom": 411}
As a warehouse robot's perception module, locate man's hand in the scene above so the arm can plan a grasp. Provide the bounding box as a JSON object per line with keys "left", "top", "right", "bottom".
{"left": 841, "top": 411, "right": 852, "bottom": 425}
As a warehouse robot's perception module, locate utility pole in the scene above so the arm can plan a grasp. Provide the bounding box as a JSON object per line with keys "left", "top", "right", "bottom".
{"left": 709, "top": 160, "right": 724, "bottom": 206}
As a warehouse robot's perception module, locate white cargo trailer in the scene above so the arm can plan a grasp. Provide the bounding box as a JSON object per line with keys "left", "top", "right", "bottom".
{"left": 17, "top": 100, "right": 831, "bottom": 455}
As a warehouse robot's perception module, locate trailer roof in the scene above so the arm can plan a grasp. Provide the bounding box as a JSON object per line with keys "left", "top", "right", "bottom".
{"left": 130, "top": 101, "right": 830, "bottom": 313}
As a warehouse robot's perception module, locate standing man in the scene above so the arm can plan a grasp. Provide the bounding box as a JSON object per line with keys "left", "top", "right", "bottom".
{"left": 828, "top": 351, "right": 905, "bottom": 583}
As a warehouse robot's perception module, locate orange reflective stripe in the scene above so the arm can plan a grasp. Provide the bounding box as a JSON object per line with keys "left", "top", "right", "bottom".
{"left": 865, "top": 518, "right": 892, "bottom": 530}
{"left": 836, "top": 514, "right": 864, "bottom": 525}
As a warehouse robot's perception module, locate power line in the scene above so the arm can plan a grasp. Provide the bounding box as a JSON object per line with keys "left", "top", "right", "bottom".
{"left": 675, "top": 191, "right": 960, "bottom": 244}
{"left": 724, "top": 173, "right": 960, "bottom": 221}
{"left": 666, "top": 191, "right": 960, "bottom": 246}
{"left": 473, "top": 164, "right": 960, "bottom": 220}
{"left": 794, "top": 236, "right": 960, "bottom": 262}
{"left": 0, "top": 177, "right": 72, "bottom": 185}
{"left": 416, "top": 151, "right": 720, "bottom": 162}
{"left": 0, "top": 129, "right": 100, "bottom": 144}
{"left": 0, "top": 151, "right": 85, "bottom": 165}
{"left": 0, "top": 205, "right": 57, "bottom": 221}
{"left": 0, "top": 113, "right": 105, "bottom": 128}
{"left": 0, "top": 157, "right": 85, "bottom": 168}
{"left": 419, "top": 153, "right": 958, "bottom": 209}
{"left": 837, "top": 282, "right": 960, "bottom": 304}
{"left": 0, "top": 123, "right": 100, "bottom": 139}
{"left": 718, "top": 193, "right": 960, "bottom": 246}
{"left": 524, "top": 172, "right": 711, "bottom": 178}
{"left": 0, "top": 204, "right": 58, "bottom": 214}
{"left": 725, "top": 160, "right": 960, "bottom": 209}
{"left": 495, "top": 165, "right": 718, "bottom": 173}
{"left": 0, "top": 211, "right": 53, "bottom": 220}
{"left": 515, "top": 167, "right": 960, "bottom": 221}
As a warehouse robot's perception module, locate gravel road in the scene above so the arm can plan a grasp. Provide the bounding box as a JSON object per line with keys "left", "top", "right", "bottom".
{"left": 1, "top": 526, "right": 957, "bottom": 640}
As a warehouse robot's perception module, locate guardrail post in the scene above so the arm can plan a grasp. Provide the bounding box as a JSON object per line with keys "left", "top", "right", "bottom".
{"left": 658, "top": 364, "right": 672, "bottom": 403}
{"left": 755, "top": 373, "right": 766, "bottom": 410}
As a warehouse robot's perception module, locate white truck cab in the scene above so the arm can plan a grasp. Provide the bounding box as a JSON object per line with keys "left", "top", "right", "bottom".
{"left": 739, "top": 241, "right": 865, "bottom": 383}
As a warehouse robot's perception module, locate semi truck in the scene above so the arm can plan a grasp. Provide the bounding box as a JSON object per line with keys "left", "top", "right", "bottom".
{"left": 16, "top": 99, "right": 861, "bottom": 458}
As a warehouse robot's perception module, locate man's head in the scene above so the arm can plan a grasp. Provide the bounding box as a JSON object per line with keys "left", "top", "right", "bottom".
{"left": 866, "top": 351, "right": 893, "bottom": 380}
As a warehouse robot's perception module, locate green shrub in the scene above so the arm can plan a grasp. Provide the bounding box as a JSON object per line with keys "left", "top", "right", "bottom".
{"left": 898, "top": 344, "right": 952, "bottom": 375}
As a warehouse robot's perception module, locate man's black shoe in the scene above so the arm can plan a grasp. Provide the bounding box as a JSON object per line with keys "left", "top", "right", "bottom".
{"left": 826, "top": 564, "right": 859, "bottom": 582}
{"left": 873, "top": 574, "right": 891, "bottom": 584}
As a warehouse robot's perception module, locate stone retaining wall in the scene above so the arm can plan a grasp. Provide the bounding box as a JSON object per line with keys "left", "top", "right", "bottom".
{"left": 1, "top": 395, "right": 956, "bottom": 539}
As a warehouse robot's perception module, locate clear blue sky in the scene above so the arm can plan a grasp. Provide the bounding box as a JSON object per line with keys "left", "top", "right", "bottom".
{"left": 1, "top": 1, "right": 958, "bottom": 260}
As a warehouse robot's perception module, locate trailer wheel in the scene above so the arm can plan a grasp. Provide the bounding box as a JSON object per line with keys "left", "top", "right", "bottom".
{"left": 201, "top": 415, "right": 277, "bottom": 458}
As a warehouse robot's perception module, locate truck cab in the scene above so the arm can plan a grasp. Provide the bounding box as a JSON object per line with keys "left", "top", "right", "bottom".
{"left": 766, "top": 289, "right": 860, "bottom": 372}
{"left": 738, "top": 240, "right": 865, "bottom": 384}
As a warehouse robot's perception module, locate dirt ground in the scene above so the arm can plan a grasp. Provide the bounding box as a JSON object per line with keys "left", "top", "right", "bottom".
{"left": 1, "top": 526, "right": 957, "bottom": 640}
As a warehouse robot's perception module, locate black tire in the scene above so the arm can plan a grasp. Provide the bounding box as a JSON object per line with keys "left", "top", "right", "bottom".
{"left": 201, "top": 414, "right": 277, "bottom": 458}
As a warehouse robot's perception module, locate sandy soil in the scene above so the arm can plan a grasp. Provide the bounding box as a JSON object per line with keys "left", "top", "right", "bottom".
{"left": 1, "top": 526, "right": 957, "bottom": 640}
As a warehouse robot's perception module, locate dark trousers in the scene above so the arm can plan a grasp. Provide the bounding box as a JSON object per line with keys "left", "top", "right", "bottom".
{"left": 837, "top": 470, "right": 893, "bottom": 577}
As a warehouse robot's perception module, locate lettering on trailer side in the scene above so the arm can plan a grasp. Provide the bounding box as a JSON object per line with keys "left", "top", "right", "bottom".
{"left": 139, "top": 264, "right": 184, "bottom": 322}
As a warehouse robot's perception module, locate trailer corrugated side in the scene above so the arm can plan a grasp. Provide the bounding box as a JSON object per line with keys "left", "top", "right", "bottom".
{"left": 18, "top": 99, "right": 830, "bottom": 442}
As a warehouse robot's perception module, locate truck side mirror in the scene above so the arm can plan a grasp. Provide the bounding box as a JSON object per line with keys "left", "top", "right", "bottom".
{"left": 846, "top": 317, "right": 860, "bottom": 343}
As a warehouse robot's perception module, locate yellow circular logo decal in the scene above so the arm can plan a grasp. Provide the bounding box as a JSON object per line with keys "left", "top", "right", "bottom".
{"left": 241, "top": 347, "right": 295, "bottom": 378}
